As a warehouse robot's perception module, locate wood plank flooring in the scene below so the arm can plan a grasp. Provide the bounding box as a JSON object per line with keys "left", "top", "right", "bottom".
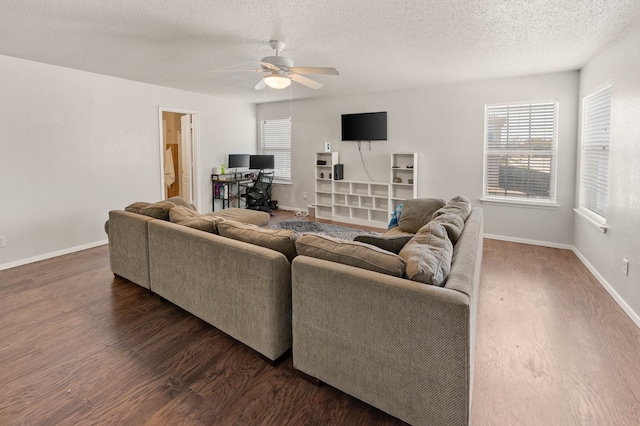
{"left": 1, "top": 213, "right": 639, "bottom": 425}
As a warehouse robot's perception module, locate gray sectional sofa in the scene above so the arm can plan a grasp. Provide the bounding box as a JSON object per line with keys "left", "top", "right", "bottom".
{"left": 292, "top": 206, "right": 483, "bottom": 426}
{"left": 106, "top": 196, "right": 483, "bottom": 425}
{"left": 106, "top": 201, "right": 292, "bottom": 362}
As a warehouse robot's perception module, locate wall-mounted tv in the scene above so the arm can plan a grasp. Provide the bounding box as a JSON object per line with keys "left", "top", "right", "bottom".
{"left": 341, "top": 111, "right": 387, "bottom": 141}
{"left": 249, "top": 154, "right": 275, "bottom": 170}
{"left": 228, "top": 154, "right": 250, "bottom": 169}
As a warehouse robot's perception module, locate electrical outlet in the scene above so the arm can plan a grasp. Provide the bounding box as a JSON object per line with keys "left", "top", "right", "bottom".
{"left": 0, "top": 236, "right": 5, "bottom": 248}
{"left": 623, "top": 258, "right": 629, "bottom": 276}
{"left": 303, "top": 192, "right": 307, "bottom": 199}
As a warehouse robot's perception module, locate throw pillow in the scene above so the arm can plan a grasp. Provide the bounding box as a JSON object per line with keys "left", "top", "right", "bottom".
{"left": 353, "top": 234, "right": 413, "bottom": 255}
{"left": 295, "top": 234, "right": 407, "bottom": 277}
{"left": 124, "top": 201, "right": 151, "bottom": 214}
{"left": 399, "top": 221, "right": 453, "bottom": 286}
{"left": 397, "top": 198, "right": 446, "bottom": 234}
{"left": 169, "top": 205, "right": 224, "bottom": 234}
{"left": 388, "top": 204, "right": 403, "bottom": 230}
{"left": 138, "top": 201, "right": 176, "bottom": 220}
{"left": 431, "top": 195, "right": 472, "bottom": 223}
{"left": 218, "top": 220, "right": 298, "bottom": 263}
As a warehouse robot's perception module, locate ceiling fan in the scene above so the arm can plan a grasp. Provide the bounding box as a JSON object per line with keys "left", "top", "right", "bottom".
{"left": 215, "top": 40, "right": 339, "bottom": 90}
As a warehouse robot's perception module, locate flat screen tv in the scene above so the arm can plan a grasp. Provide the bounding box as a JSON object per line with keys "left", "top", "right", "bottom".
{"left": 341, "top": 111, "right": 387, "bottom": 141}
{"left": 249, "top": 154, "right": 275, "bottom": 170}
{"left": 228, "top": 154, "right": 250, "bottom": 169}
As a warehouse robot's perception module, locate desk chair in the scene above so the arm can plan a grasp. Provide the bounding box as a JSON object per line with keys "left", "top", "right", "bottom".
{"left": 243, "top": 171, "right": 274, "bottom": 214}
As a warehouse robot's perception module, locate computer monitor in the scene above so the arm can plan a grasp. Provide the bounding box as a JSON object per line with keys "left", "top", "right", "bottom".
{"left": 249, "top": 154, "right": 275, "bottom": 170}
{"left": 228, "top": 154, "right": 250, "bottom": 170}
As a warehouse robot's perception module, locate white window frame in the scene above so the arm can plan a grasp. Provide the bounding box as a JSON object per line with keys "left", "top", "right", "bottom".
{"left": 481, "top": 100, "right": 559, "bottom": 207}
{"left": 575, "top": 83, "right": 611, "bottom": 232}
{"left": 260, "top": 117, "right": 291, "bottom": 183}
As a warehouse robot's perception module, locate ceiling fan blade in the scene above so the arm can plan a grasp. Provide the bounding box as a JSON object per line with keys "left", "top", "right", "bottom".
{"left": 257, "top": 61, "right": 280, "bottom": 72}
{"left": 290, "top": 73, "right": 323, "bottom": 89}
{"left": 209, "top": 69, "right": 264, "bottom": 73}
{"left": 254, "top": 79, "right": 266, "bottom": 91}
{"left": 290, "top": 67, "right": 339, "bottom": 75}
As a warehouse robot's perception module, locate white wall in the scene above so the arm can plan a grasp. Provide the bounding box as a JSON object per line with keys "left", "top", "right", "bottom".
{"left": 259, "top": 71, "right": 579, "bottom": 245}
{"left": 574, "top": 21, "right": 640, "bottom": 320}
{"left": 0, "top": 55, "right": 256, "bottom": 269}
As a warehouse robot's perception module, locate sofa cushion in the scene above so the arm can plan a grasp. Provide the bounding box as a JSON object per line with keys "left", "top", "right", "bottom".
{"left": 296, "top": 234, "right": 406, "bottom": 277}
{"left": 431, "top": 195, "right": 472, "bottom": 223}
{"left": 124, "top": 201, "right": 151, "bottom": 214}
{"left": 209, "top": 208, "right": 270, "bottom": 227}
{"left": 430, "top": 212, "right": 465, "bottom": 245}
{"left": 166, "top": 196, "right": 197, "bottom": 211}
{"left": 218, "top": 220, "right": 298, "bottom": 263}
{"left": 399, "top": 221, "right": 453, "bottom": 286}
{"left": 398, "top": 198, "right": 446, "bottom": 234}
{"left": 169, "top": 205, "right": 224, "bottom": 234}
{"left": 138, "top": 201, "right": 176, "bottom": 220}
{"left": 353, "top": 233, "right": 413, "bottom": 255}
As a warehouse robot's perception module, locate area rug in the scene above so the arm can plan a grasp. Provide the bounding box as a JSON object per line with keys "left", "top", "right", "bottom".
{"left": 271, "top": 219, "right": 382, "bottom": 240}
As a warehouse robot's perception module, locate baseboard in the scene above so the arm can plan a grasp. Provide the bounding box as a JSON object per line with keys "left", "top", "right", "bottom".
{"left": 571, "top": 247, "right": 640, "bottom": 329}
{"left": 483, "top": 233, "right": 574, "bottom": 250}
{"left": 0, "top": 239, "right": 108, "bottom": 271}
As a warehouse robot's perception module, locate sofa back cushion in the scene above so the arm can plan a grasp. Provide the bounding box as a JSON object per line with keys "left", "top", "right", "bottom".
{"left": 399, "top": 221, "right": 453, "bottom": 286}
{"left": 430, "top": 213, "right": 465, "bottom": 245}
{"left": 296, "top": 234, "right": 406, "bottom": 277}
{"left": 124, "top": 201, "right": 151, "bottom": 214}
{"left": 138, "top": 201, "right": 176, "bottom": 220}
{"left": 431, "top": 195, "right": 472, "bottom": 223}
{"left": 169, "top": 205, "right": 224, "bottom": 234}
{"left": 166, "top": 196, "right": 197, "bottom": 211}
{"left": 218, "top": 220, "right": 298, "bottom": 263}
{"left": 398, "top": 198, "right": 446, "bottom": 234}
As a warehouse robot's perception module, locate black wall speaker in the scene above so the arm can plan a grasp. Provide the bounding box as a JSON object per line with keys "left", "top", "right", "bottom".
{"left": 333, "top": 163, "right": 344, "bottom": 180}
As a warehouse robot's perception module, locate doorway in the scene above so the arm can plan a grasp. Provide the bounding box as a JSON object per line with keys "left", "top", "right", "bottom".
{"left": 159, "top": 108, "right": 199, "bottom": 207}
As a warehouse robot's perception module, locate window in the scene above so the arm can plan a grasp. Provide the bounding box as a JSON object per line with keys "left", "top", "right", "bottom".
{"left": 579, "top": 85, "right": 611, "bottom": 223}
{"left": 483, "top": 101, "right": 558, "bottom": 203}
{"left": 260, "top": 118, "right": 291, "bottom": 182}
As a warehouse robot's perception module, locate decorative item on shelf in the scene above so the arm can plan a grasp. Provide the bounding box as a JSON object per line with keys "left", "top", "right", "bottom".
{"left": 320, "top": 172, "right": 324, "bottom": 178}
{"left": 407, "top": 165, "right": 413, "bottom": 168}
{"left": 317, "top": 160, "right": 327, "bottom": 165}
{"left": 408, "top": 179, "right": 414, "bottom": 184}
{"left": 329, "top": 173, "right": 332, "bottom": 179}
{"left": 393, "top": 177, "right": 402, "bottom": 183}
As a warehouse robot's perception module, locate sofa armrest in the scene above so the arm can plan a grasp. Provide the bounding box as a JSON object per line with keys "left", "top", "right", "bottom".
{"left": 108, "top": 210, "right": 155, "bottom": 289}
{"left": 292, "top": 256, "right": 471, "bottom": 425}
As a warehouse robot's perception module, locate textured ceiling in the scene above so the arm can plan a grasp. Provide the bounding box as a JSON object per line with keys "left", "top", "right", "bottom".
{"left": 2, "top": 0, "right": 639, "bottom": 103}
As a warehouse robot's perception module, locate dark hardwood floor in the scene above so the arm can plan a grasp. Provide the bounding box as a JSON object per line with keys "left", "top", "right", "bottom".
{"left": 1, "top": 211, "right": 639, "bottom": 425}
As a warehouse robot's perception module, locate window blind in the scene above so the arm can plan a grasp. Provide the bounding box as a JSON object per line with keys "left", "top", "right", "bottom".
{"left": 261, "top": 118, "right": 291, "bottom": 181}
{"left": 580, "top": 86, "right": 611, "bottom": 220}
{"left": 484, "top": 101, "right": 558, "bottom": 201}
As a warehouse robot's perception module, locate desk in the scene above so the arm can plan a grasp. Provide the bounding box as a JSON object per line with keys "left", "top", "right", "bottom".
{"left": 211, "top": 173, "right": 253, "bottom": 211}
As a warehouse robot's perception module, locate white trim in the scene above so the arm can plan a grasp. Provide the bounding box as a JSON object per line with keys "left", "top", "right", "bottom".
{"left": 573, "top": 208, "right": 607, "bottom": 233}
{"left": 480, "top": 197, "right": 559, "bottom": 210}
{"left": 572, "top": 246, "right": 640, "bottom": 329}
{"left": 483, "top": 233, "right": 573, "bottom": 250}
{"left": 0, "top": 240, "right": 108, "bottom": 272}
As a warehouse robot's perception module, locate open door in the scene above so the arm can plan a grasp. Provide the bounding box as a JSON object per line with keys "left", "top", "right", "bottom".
{"left": 159, "top": 108, "right": 199, "bottom": 208}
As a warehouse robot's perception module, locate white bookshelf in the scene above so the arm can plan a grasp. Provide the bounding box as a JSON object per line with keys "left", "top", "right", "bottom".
{"left": 315, "top": 152, "right": 339, "bottom": 220}
{"left": 390, "top": 152, "right": 418, "bottom": 212}
{"left": 332, "top": 180, "right": 390, "bottom": 227}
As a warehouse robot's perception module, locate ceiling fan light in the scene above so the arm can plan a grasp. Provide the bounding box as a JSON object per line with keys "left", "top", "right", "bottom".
{"left": 264, "top": 72, "right": 291, "bottom": 89}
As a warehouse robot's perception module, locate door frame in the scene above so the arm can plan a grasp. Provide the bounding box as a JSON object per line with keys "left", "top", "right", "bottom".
{"left": 158, "top": 106, "right": 200, "bottom": 210}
